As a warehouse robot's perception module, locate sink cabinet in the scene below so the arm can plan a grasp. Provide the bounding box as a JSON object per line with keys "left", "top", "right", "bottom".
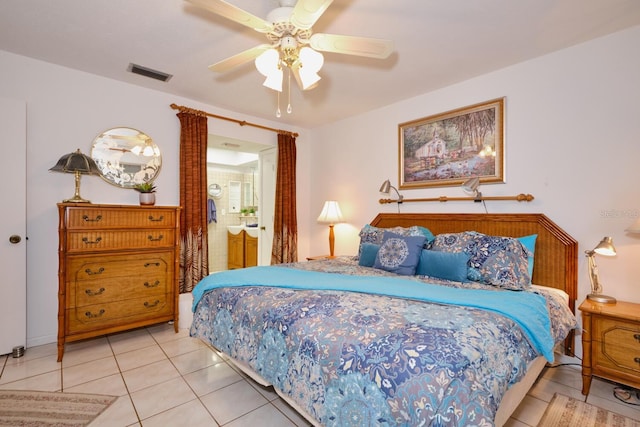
{"left": 228, "top": 229, "right": 258, "bottom": 269}
{"left": 245, "top": 233, "right": 258, "bottom": 267}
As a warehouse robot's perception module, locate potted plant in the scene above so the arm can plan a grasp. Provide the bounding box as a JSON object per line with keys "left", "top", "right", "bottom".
{"left": 134, "top": 181, "right": 156, "bottom": 206}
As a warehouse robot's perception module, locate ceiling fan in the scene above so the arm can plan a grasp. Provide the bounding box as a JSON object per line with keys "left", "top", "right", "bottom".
{"left": 187, "top": 0, "right": 394, "bottom": 98}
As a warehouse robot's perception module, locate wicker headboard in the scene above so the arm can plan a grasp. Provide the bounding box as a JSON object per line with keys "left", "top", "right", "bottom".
{"left": 370, "top": 213, "right": 578, "bottom": 314}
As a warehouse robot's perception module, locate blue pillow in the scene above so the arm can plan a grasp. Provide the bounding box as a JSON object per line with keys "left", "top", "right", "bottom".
{"left": 358, "top": 243, "right": 380, "bottom": 267}
{"left": 517, "top": 234, "right": 537, "bottom": 278}
{"left": 373, "top": 231, "right": 427, "bottom": 275}
{"left": 416, "top": 250, "right": 470, "bottom": 282}
{"left": 417, "top": 226, "right": 436, "bottom": 245}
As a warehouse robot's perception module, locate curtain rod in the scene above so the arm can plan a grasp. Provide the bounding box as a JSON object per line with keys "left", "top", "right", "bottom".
{"left": 379, "top": 194, "right": 535, "bottom": 204}
{"left": 170, "top": 103, "right": 299, "bottom": 138}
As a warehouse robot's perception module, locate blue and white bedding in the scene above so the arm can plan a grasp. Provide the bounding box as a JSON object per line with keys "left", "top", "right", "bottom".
{"left": 190, "top": 258, "right": 576, "bottom": 426}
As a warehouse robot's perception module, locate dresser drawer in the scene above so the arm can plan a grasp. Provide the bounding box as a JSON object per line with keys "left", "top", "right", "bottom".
{"left": 67, "top": 252, "right": 173, "bottom": 281}
{"left": 66, "top": 207, "right": 176, "bottom": 229}
{"left": 69, "top": 275, "right": 169, "bottom": 307}
{"left": 66, "top": 295, "right": 172, "bottom": 334}
{"left": 66, "top": 229, "right": 175, "bottom": 252}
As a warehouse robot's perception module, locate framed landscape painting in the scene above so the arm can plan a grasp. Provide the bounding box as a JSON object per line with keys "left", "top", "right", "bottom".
{"left": 399, "top": 98, "right": 505, "bottom": 189}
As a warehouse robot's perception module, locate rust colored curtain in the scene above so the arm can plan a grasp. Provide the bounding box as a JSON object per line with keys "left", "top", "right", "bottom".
{"left": 177, "top": 111, "right": 209, "bottom": 292}
{"left": 271, "top": 133, "right": 298, "bottom": 264}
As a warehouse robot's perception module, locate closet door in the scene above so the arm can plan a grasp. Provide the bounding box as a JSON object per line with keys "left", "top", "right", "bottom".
{"left": 0, "top": 97, "right": 27, "bottom": 354}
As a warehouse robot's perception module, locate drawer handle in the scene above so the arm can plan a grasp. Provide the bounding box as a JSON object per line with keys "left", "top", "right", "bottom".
{"left": 148, "top": 215, "right": 164, "bottom": 222}
{"left": 144, "top": 281, "right": 160, "bottom": 288}
{"left": 147, "top": 235, "right": 164, "bottom": 242}
{"left": 85, "top": 309, "right": 105, "bottom": 318}
{"left": 634, "top": 333, "right": 640, "bottom": 343}
{"left": 82, "top": 236, "right": 102, "bottom": 245}
{"left": 144, "top": 262, "right": 161, "bottom": 268}
{"left": 82, "top": 214, "right": 102, "bottom": 222}
{"left": 144, "top": 300, "right": 160, "bottom": 308}
{"left": 85, "top": 287, "right": 105, "bottom": 296}
{"left": 84, "top": 267, "right": 105, "bottom": 275}
{"left": 635, "top": 357, "right": 640, "bottom": 364}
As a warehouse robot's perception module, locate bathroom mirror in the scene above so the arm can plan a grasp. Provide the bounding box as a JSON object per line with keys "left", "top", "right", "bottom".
{"left": 243, "top": 182, "right": 252, "bottom": 208}
{"left": 228, "top": 180, "right": 241, "bottom": 213}
{"left": 91, "top": 127, "right": 161, "bottom": 188}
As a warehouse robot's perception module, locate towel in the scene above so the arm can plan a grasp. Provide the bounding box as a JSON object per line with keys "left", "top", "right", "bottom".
{"left": 207, "top": 198, "right": 217, "bottom": 223}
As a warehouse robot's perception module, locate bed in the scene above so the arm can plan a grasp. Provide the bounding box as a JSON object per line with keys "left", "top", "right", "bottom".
{"left": 190, "top": 213, "right": 578, "bottom": 426}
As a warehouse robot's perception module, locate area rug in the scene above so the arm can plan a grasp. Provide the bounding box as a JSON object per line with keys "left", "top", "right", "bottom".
{"left": 538, "top": 393, "right": 640, "bottom": 427}
{"left": 0, "top": 389, "right": 117, "bottom": 427}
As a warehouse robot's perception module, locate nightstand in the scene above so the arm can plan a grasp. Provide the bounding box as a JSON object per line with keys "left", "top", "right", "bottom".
{"left": 579, "top": 299, "right": 640, "bottom": 395}
{"left": 306, "top": 255, "right": 336, "bottom": 261}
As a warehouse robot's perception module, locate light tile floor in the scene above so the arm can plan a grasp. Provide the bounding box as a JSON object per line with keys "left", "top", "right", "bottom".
{"left": 1, "top": 324, "right": 638, "bottom": 426}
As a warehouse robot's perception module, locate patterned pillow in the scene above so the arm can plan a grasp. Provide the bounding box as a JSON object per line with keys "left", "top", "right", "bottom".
{"left": 357, "top": 224, "right": 433, "bottom": 259}
{"left": 373, "top": 231, "right": 427, "bottom": 275}
{"left": 431, "top": 231, "right": 531, "bottom": 289}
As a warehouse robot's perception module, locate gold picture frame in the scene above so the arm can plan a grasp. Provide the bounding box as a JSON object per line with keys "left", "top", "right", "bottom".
{"left": 399, "top": 98, "right": 505, "bottom": 189}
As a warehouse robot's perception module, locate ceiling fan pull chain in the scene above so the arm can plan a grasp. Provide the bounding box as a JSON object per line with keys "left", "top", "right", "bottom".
{"left": 287, "top": 68, "right": 292, "bottom": 114}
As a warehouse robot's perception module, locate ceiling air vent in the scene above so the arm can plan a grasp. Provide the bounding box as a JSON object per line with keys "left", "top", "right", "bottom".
{"left": 127, "top": 63, "right": 172, "bottom": 82}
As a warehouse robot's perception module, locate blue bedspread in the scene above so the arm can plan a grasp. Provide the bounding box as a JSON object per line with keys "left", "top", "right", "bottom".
{"left": 190, "top": 259, "right": 576, "bottom": 426}
{"left": 192, "top": 266, "right": 554, "bottom": 361}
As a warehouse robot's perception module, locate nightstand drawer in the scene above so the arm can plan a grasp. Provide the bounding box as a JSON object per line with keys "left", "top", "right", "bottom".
{"left": 594, "top": 317, "right": 640, "bottom": 340}
{"left": 594, "top": 341, "right": 640, "bottom": 375}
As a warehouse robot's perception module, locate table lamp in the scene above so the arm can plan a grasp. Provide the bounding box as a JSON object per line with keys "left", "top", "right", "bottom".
{"left": 317, "top": 200, "right": 343, "bottom": 257}
{"left": 586, "top": 236, "right": 617, "bottom": 304}
{"left": 49, "top": 149, "right": 100, "bottom": 203}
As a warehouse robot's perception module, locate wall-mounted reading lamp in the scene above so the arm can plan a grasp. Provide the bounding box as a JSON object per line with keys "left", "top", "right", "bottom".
{"left": 378, "top": 176, "right": 533, "bottom": 205}
{"left": 379, "top": 179, "right": 403, "bottom": 203}
{"left": 461, "top": 177, "right": 482, "bottom": 202}
{"left": 586, "top": 236, "right": 617, "bottom": 304}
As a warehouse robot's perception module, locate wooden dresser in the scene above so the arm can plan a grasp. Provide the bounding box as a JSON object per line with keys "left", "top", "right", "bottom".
{"left": 56, "top": 203, "right": 180, "bottom": 361}
{"left": 579, "top": 299, "right": 640, "bottom": 395}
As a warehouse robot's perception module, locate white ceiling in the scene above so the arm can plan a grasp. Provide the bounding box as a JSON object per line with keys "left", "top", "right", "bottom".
{"left": 1, "top": 0, "right": 639, "bottom": 129}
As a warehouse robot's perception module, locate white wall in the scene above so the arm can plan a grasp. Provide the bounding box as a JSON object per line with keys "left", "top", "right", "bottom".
{"left": 2, "top": 24, "right": 639, "bottom": 352}
{"left": 0, "top": 50, "right": 310, "bottom": 347}
{"left": 310, "top": 25, "right": 640, "bottom": 316}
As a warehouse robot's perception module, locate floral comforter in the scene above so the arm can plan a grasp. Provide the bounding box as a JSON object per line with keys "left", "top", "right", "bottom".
{"left": 190, "top": 258, "right": 576, "bottom": 427}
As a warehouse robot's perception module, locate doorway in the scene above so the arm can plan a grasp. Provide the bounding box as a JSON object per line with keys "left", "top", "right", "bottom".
{"left": 206, "top": 134, "right": 273, "bottom": 272}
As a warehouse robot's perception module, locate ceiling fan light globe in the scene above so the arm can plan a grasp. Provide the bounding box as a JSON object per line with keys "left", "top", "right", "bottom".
{"left": 255, "top": 49, "right": 280, "bottom": 76}
{"left": 298, "top": 68, "right": 321, "bottom": 90}
{"left": 263, "top": 69, "right": 283, "bottom": 92}
{"left": 299, "top": 46, "right": 323, "bottom": 70}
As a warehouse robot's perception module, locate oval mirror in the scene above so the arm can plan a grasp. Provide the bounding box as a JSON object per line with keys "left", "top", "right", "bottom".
{"left": 91, "top": 127, "right": 161, "bottom": 188}
{"left": 208, "top": 183, "right": 222, "bottom": 199}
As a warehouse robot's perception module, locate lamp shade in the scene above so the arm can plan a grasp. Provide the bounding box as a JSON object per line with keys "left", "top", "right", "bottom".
{"left": 49, "top": 149, "right": 100, "bottom": 175}
{"left": 462, "top": 177, "right": 480, "bottom": 194}
{"left": 626, "top": 218, "right": 640, "bottom": 234}
{"left": 317, "top": 200, "right": 343, "bottom": 224}
{"left": 49, "top": 149, "right": 100, "bottom": 203}
{"left": 592, "top": 236, "right": 616, "bottom": 256}
{"left": 379, "top": 179, "right": 391, "bottom": 194}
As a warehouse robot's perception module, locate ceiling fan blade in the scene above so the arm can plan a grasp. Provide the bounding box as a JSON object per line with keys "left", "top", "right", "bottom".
{"left": 310, "top": 33, "right": 394, "bottom": 59}
{"left": 290, "top": 0, "right": 333, "bottom": 30}
{"left": 186, "top": 0, "right": 273, "bottom": 33}
{"left": 208, "top": 44, "right": 273, "bottom": 72}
